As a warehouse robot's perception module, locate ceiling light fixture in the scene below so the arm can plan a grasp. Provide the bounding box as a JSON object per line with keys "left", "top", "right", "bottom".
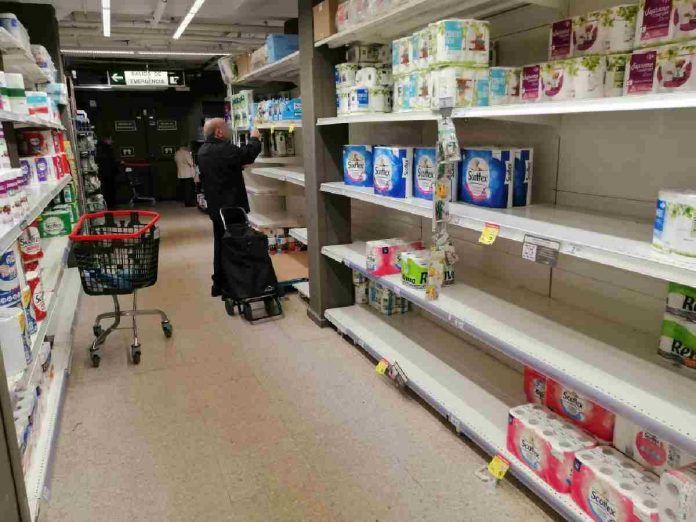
{"left": 61, "top": 49, "right": 136, "bottom": 55}
{"left": 102, "top": 0, "right": 111, "bottom": 37}
{"left": 172, "top": 0, "right": 207, "bottom": 40}
{"left": 137, "top": 51, "right": 223, "bottom": 56}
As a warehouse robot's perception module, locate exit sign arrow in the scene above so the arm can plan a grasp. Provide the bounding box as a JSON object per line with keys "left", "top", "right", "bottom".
{"left": 110, "top": 71, "right": 125, "bottom": 84}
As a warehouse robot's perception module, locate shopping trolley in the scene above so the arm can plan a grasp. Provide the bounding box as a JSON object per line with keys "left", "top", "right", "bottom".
{"left": 69, "top": 210, "right": 173, "bottom": 367}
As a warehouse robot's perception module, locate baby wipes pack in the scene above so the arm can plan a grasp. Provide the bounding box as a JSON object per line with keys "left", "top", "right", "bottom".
{"left": 507, "top": 404, "right": 597, "bottom": 493}
{"left": 459, "top": 147, "right": 512, "bottom": 209}
{"left": 372, "top": 146, "right": 413, "bottom": 198}
{"left": 343, "top": 145, "right": 374, "bottom": 187}
{"left": 659, "top": 462, "right": 696, "bottom": 522}
{"left": 545, "top": 377, "right": 616, "bottom": 442}
{"left": 572, "top": 446, "right": 660, "bottom": 522}
{"left": 513, "top": 148, "right": 533, "bottom": 207}
{"left": 653, "top": 190, "right": 696, "bottom": 257}
{"left": 666, "top": 282, "right": 696, "bottom": 319}
{"left": 613, "top": 415, "right": 696, "bottom": 475}
{"left": 659, "top": 312, "right": 696, "bottom": 370}
{"left": 524, "top": 366, "right": 547, "bottom": 404}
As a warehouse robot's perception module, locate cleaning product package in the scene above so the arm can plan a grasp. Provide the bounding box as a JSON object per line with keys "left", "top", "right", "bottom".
{"left": 653, "top": 190, "right": 696, "bottom": 257}
{"left": 459, "top": 147, "right": 512, "bottom": 209}
{"left": 571, "top": 446, "right": 660, "bottom": 522}
{"left": 613, "top": 415, "right": 696, "bottom": 475}
{"left": 666, "top": 282, "right": 696, "bottom": 319}
{"left": 513, "top": 148, "right": 533, "bottom": 207}
{"left": 549, "top": 19, "right": 574, "bottom": 60}
{"left": 659, "top": 462, "right": 696, "bottom": 521}
{"left": 366, "top": 239, "right": 424, "bottom": 277}
{"left": 372, "top": 146, "right": 413, "bottom": 198}
{"left": 545, "top": 377, "right": 616, "bottom": 442}
{"left": 343, "top": 145, "right": 374, "bottom": 187}
{"left": 659, "top": 312, "right": 696, "bottom": 370}
{"left": 605, "top": 53, "right": 631, "bottom": 96}
{"left": 507, "top": 403, "right": 597, "bottom": 493}
{"left": 523, "top": 366, "right": 547, "bottom": 404}
{"left": 625, "top": 47, "right": 659, "bottom": 94}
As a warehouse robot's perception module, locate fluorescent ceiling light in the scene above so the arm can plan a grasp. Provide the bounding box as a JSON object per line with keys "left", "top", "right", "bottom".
{"left": 61, "top": 49, "right": 222, "bottom": 57}
{"left": 61, "top": 49, "right": 136, "bottom": 55}
{"left": 172, "top": 0, "right": 207, "bottom": 40}
{"left": 102, "top": 0, "right": 111, "bottom": 37}
{"left": 137, "top": 51, "right": 223, "bottom": 56}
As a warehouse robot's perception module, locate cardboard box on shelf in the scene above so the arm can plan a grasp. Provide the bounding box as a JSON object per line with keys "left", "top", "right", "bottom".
{"left": 235, "top": 53, "right": 251, "bottom": 78}
{"left": 313, "top": 0, "right": 338, "bottom": 41}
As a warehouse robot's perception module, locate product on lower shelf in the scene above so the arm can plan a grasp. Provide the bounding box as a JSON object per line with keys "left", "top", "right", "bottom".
{"left": 0, "top": 305, "right": 31, "bottom": 376}
{"left": 659, "top": 313, "right": 696, "bottom": 370}
{"left": 507, "top": 403, "right": 597, "bottom": 493}
{"left": 613, "top": 415, "right": 696, "bottom": 475}
{"left": 659, "top": 462, "right": 696, "bottom": 521}
{"left": 653, "top": 190, "right": 696, "bottom": 258}
{"left": 523, "top": 366, "right": 547, "bottom": 404}
{"left": 368, "top": 279, "right": 410, "bottom": 315}
{"left": 400, "top": 249, "right": 455, "bottom": 288}
{"left": 366, "top": 238, "right": 424, "bottom": 277}
{"left": 372, "top": 146, "right": 413, "bottom": 198}
{"left": 571, "top": 446, "right": 660, "bottom": 522}
{"left": 666, "top": 282, "right": 696, "bottom": 320}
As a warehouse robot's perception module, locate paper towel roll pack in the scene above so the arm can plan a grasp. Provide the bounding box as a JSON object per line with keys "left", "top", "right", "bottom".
{"left": 372, "top": 146, "right": 413, "bottom": 198}
{"left": 614, "top": 415, "right": 696, "bottom": 475}
{"left": 660, "top": 462, "right": 696, "bottom": 521}
{"left": 573, "top": 11, "right": 605, "bottom": 57}
{"left": 521, "top": 64, "right": 542, "bottom": 102}
{"left": 368, "top": 280, "right": 410, "bottom": 316}
{"left": 550, "top": 19, "right": 574, "bottom": 60}
{"left": 459, "top": 148, "right": 512, "bottom": 209}
{"left": 343, "top": 145, "right": 374, "bottom": 187}
{"left": 571, "top": 446, "right": 660, "bottom": 522}
{"left": 659, "top": 313, "right": 696, "bottom": 370}
{"left": 546, "top": 377, "right": 616, "bottom": 442}
{"left": 523, "top": 366, "right": 547, "bottom": 404}
{"left": 655, "top": 43, "right": 696, "bottom": 93}
{"left": 366, "top": 239, "right": 423, "bottom": 277}
{"left": 507, "top": 403, "right": 597, "bottom": 493}
{"left": 666, "top": 282, "right": 696, "bottom": 319}
{"left": 653, "top": 190, "right": 696, "bottom": 257}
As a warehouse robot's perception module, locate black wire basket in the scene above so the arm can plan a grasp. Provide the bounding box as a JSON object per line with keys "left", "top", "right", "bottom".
{"left": 69, "top": 211, "right": 161, "bottom": 296}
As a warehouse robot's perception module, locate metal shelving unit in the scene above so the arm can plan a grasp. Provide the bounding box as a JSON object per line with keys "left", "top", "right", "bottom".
{"left": 250, "top": 166, "right": 305, "bottom": 187}
{"left": 232, "top": 51, "right": 299, "bottom": 85}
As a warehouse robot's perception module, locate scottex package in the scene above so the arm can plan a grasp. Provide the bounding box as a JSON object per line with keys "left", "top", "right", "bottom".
{"left": 458, "top": 147, "right": 512, "bottom": 209}
{"left": 343, "top": 145, "right": 373, "bottom": 187}
{"left": 372, "top": 146, "right": 413, "bottom": 198}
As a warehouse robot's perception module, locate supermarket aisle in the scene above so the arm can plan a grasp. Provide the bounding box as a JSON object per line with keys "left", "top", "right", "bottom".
{"left": 41, "top": 203, "right": 556, "bottom": 522}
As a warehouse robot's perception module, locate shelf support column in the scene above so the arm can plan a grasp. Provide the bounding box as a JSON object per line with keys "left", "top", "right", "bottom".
{"left": 299, "top": 0, "right": 353, "bottom": 325}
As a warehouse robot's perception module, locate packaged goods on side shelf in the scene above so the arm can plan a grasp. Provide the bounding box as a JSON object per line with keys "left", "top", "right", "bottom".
{"left": 660, "top": 462, "right": 696, "bottom": 521}
{"left": 250, "top": 34, "right": 299, "bottom": 71}
{"left": 353, "top": 271, "right": 410, "bottom": 315}
{"left": 264, "top": 228, "right": 305, "bottom": 255}
{"left": 35, "top": 184, "right": 79, "bottom": 238}
{"left": 653, "top": 190, "right": 696, "bottom": 259}
{"left": 39, "top": 82, "right": 68, "bottom": 106}
{"left": 30, "top": 45, "right": 57, "bottom": 82}
{"left": 365, "top": 238, "right": 423, "bottom": 276}
{"left": 0, "top": 12, "right": 31, "bottom": 51}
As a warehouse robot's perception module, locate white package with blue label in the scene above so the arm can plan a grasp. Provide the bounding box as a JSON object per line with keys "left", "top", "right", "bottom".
{"left": 459, "top": 147, "right": 513, "bottom": 209}
{"left": 373, "top": 147, "right": 413, "bottom": 199}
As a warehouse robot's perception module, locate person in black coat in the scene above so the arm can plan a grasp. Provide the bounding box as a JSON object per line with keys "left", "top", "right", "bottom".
{"left": 197, "top": 118, "right": 261, "bottom": 297}
{"left": 95, "top": 135, "right": 119, "bottom": 208}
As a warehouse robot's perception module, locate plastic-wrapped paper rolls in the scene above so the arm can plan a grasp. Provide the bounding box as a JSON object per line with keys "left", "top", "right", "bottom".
{"left": 430, "top": 67, "right": 484, "bottom": 109}
{"left": 653, "top": 190, "right": 696, "bottom": 257}
{"left": 343, "top": 145, "right": 374, "bottom": 187}
{"left": 572, "top": 55, "right": 607, "bottom": 99}
{"left": 573, "top": 11, "right": 604, "bottom": 56}
{"left": 335, "top": 63, "right": 360, "bottom": 88}
{"left": 410, "top": 27, "right": 433, "bottom": 70}
{"left": 411, "top": 71, "right": 430, "bottom": 111}
{"left": 0, "top": 306, "right": 31, "bottom": 376}
{"left": 412, "top": 148, "right": 436, "bottom": 201}
{"left": 0, "top": 71, "right": 8, "bottom": 112}
{"left": 393, "top": 74, "right": 414, "bottom": 112}
{"left": 549, "top": 19, "right": 573, "bottom": 60}
{"left": 513, "top": 148, "right": 533, "bottom": 207}
{"left": 605, "top": 4, "right": 639, "bottom": 53}
{"left": 523, "top": 367, "right": 547, "bottom": 404}
{"left": 348, "top": 86, "right": 370, "bottom": 113}
{"left": 21, "top": 286, "right": 36, "bottom": 337}
{"left": 18, "top": 220, "right": 42, "bottom": 267}
{"left": 459, "top": 148, "right": 512, "bottom": 209}
{"left": 431, "top": 19, "right": 489, "bottom": 67}
{"left": 401, "top": 250, "right": 430, "bottom": 288}
{"left": 672, "top": 0, "right": 696, "bottom": 42}
{"left": 336, "top": 87, "right": 350, "bottom": 115}
{"left": 375, "top": 65, "right": 392, "bottom": 86}
{"left": 605, "top": 53, "right": 630, "bottom": 96}
{"left": 521, "top": 64, "right": 542, "bottom": 102}
{"left": 348, "top": 86, "right": 391, "bottom": 113}
{"left": 356, "top": 67, "right": 378, "bottom": 87}
{"left": 372, "top": 147, "right": 413, "bottom": 198}
{"left": 666, "top": 282, "right": 696, "bottom": 319}
{"left": 625, "top": 47, "right": 658, "bottom": 95}
{"left": 392, "top": 36, "right": 411, "bottom": 76}
{"left": 635, "top": 0, "right": 674, "bottom": 48}
{"left": 659, "top": 313, "right": 696, "bottom": 370}
{"left": 489, "top": 67, "right": 521, "bottom": 105}
{"left": 5, "top": 73, "right": 26, "bottom": 115}
{"left": 26, "top": 271, "right": 46, "bottom": 322}
{"left": 655, "top": 43, "right": 696, "bottom": 93}
{"left": 0, "top": 250, "right": 21, "bottom": 307}
{"left": 540, "top": 60, "right": 574, "bottom": 101}
{"left": 659, "top": 463, "right": 696, "bottom": 522}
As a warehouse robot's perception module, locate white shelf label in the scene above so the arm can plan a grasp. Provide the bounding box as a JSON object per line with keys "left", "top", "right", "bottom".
{"left": 522, "top": 235, "right": 560, "bottom": 267}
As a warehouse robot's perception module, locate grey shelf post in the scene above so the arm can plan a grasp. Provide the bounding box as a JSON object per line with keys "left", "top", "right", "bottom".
{"left": 298, "top": 0, "right": 353, "bottom": 325}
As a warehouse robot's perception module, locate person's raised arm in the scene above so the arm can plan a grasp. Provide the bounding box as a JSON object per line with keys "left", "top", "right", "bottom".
{"left": 238, "top": 128, "right": 262, "bottom": 166}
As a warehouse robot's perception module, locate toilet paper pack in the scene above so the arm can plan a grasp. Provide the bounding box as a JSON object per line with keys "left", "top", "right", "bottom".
{"left": 541, "top": 60, "right": 574, "bottom": 101}
{"left": 412, "top": 148, "right": 436, "bottom": 200}
{"left": 659, "top": 313, "right": 696, "bottom": 370}
{"left": 625, "top": 47, "right": 659, "bottom": 94}
{"left": 572, "top": 55, "right": 607, "bottom": 99}
{"left": 459, "top": 147, "right": 513, "bottom": 209}
{"left": 653, "top": 190, "right": 696, "bottom": 257}
{"left": 614, "top": 415, "right": 696, "bottom": 475}
{"left": 507, "top": 404, "right": 597, "bottom": 493}
{"left": 521, "top": 64, "right": 542, "bottom": 102}
{"left": 659, "top": 462, "right": 696, "bottom": 521}
{"left": 549, "top": 19, "right": 574, "bottom": 60}
{"left": 571, "top": 446, "right": 660, "bottom": 522}
{"left": 356, "top": 67, "right": 378, "bottom": 87}
{"left": 513, "top": 148, "right": 533, "bottom": 207}
{"left": 606, "top": 53, "right": 631, "bottom": 96}
{"left": 343, "top": 145, "right": 374, "bottom": 187}
{"left": 392, "top": 37, "right": 412, "bottom": 76}
{"left": 489, "top": 67, "right": 521, "bottom": 105}
{"left": 523, "top": 366, "right": 547, "bottom": 404}
{"left": 545, "top": 378, "right": 616, "bottom": 442}
{"left": 666, "top": 282, "right": 696, "bottom": 320}
{"left": 366, "top": 239, "right": 424, "bottom": 277}
{"left": 671, "top": 0, "right": 696, "bottom": 42}
{"left": 0, "top": 250, "right": 21, "bottom": 307}
{"left": 635, "top": 0, "right": 674, "bottom": 48}
{"left": 605, "top": 5, "right": 639, "bottom": 54}
{"left": 573, "top": 11, "right": 605, "bottom": 57}
{"left": 335, "top": 63, "right": 360, "bottom": 88}
{"left": 372, "top": 146, "right": 413, "bottom": 198}
{"left": 401, "top": 250, "right": 430, "bottom": 288}
{"left": 655, "top": 43, "right": 696, "bottom": 93}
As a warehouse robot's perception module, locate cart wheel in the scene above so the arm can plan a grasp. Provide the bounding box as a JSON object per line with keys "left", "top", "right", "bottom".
{"left": 264, "top": 298, "right": 281, "bottom": 316}
{"left": 90, "top": 353, "right": 101, "bottom": 368}
{"left": 93, "top": 325, "right": 103, "bottom": 337}
{"left": 131, "top": 346, "right": 141, "bottom": 365}
{"left": 224, "top": 300, "right": 235, "bottom": 316}
{"left": 161, "top": 321, "right": 173, "bottom": 338}
{"left": 243, "top": 304, "right": 254, "bottom": 322}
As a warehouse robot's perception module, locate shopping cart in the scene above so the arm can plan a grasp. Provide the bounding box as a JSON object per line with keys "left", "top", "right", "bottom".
{"left": 69, "top": 210, "right": 173, "bottom": 367}
{"left": 122, "top": 160, "right": 156, "bottom": 207}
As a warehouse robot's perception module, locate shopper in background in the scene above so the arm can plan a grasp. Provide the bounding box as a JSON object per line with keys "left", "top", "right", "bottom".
{"left": 95, "top": 135, "right": 118, "bottom": 208}
{"left": 197, "top": 118, "right": 261, "bottom": 297}
{"left": 175, "top": 144, "right": 196, "bottom": 207}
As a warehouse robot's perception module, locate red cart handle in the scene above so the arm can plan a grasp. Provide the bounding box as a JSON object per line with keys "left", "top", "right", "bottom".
{"left": 69, "top": 210, "right": 161, "bottom": 242}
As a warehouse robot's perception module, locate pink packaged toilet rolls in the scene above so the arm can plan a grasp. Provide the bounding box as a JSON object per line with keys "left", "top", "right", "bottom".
{"left": 659, "top": 462, "right": 696, "bottom": 521}
{"left": 507, "top": 404, "right": 597, "bottom": 493}
{"left": 546, "top": 378, "right": 616, "bottom": 442}
{"left": 365, "top": 239, "right": 424, "bottom": 277}
{"left": 571, "top": 446, "right": 660, "bottom": 522}
{"left": 523, "top": 366, "right": 547, "bottom": 404}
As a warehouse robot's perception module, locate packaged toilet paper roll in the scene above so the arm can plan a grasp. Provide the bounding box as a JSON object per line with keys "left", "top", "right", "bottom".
{"left": 605, "top": 5, "right": 639, "bottom": 54}
{"left": 356, "top": 67, "right": 378, "bottom": 88}
{"left": 369, "top": 86, "right": 391, "bottom": 113}
{"left": 401, "top": 250, "right": 430, "bottom": 288}
{"left": 605, "top": 53, "right": 630, "bottom": 96}
{"left": 33, "top": 155, "right": 54, "bottom": 182}
{"left": 546, "top": 378, "right": 616, "bottom": 442}
{"left": 659, "top": 312, "right": 696, "bottom": 370}
{"left": 464, "top": 19, "right": 490, "bottom": 67}
{"left": 573, "top": 10, "right": 605, "bottom": 56}
{"left": 521, "top": 64, "right": 542, "bottom": 102}
{"left": 459, "top": 147, "right": 513, "bottom": 209}
{"left": 655, "top": 43, "right": 696, "bottom": 93}
{"left": 335, "top": 63, "right": 360, "bottom": 88}
{"left": 343, "top": 145, "right": 374, "bottom": 187}
{"left": 572, "top": 55, "right": 607, "bottom": 99}
{"left": 26, "top": 271, "right": 46, "bottom": 322}
{"left": 524, "top": 366, "right": 547, "bottom": 404}
{"left": 549, "top": 19, "right": 574, "bottom": 60}
{"left": 614, "top": 415, "right": 696, "bottom": 475}
{"left": 411, "top": 27, "right": 433, "bottom": 70}
{"left": 5, "top": 73, "right": 26, "bottom": 115}
{"left": 21, "top": 286, "right": 36, "bottom": 337}
{"left": 635, "top": 0, "right": 674, "bottom": 48}
{"left": 513, "top": 148, "right": 533, "bottom": 207}
{"left": 489, "top": 67, "right": 521, "bottom": 105}
{"left": 336, "top": 87, "right": 351, "bottom": 115}
{"left": 392, "top": 37, "right": 412, "bottom": 75}
{"left": 0, "top": 306, "right": 31, "bottom": 376}
{"left": 659, "top": 462, "right": 696, "bottom": 522}
{"left": 541, "top": 60, "right": 574, "bottom": 101}
{"left": 18, "top": 130, "right": 50, "bottom": 156}
{"left": 666, "top": 282, "right": 696, "bottom": 320}
{"left": 571, "top": 446, "right": 660, "bottom": 522}
{"left": 366, "top": 239, "right": 424, "bottom": 276}
{"left": 375, "top": 65, "right": 392, "bottom": 86}
{"left": 671, "top": 0, "right": 696, "bottom": 43}
{"left": 625, "top": 47, "right": 659, "bottom": 95}
{"left": 653, "top": 190, "right": 696, "bottom": 257}
{"left": 348, "top": 86, "right": 370, "bottom": 113}
{"left": 430, "top": 66, "right": 485, "bottom": 109}
{"left": 372, "top": 146, "right": 413, "bottom": 198}
{"left": 432, "top": 20, "right": 467, "bottom": 65}
{"left": 412, "top": 148, "right": 436, "bottom": 200}
{"left": 411, "top": 71, "right": 430, "bottom": 110}
{"left": 0, "top": 249, "right": 21, "bottom": 307}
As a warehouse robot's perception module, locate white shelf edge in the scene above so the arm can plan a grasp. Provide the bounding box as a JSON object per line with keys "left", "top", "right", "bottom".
{"left": 293, "top": 281, "right": 310, "bottom": 298}
{"left": 0, "top": 176, "right": 72, "bottom": 254}
{"left": 246, "top": 185, "right": 281, "bottom": 196}
{"left": 325, "top": 305, "right": 591, "bottom": 522}
{"left": 256, "top": 121, "right": 302, "bottom": 130}
{"left": 321, "top": 182, "right": 696, "bottom": 287}
{"left": 322, "top": 243, "right": 696, "bottom": 454}
{"left": 250, "top": 167, "right": 305, "bottom": 188}
{"left": 232, "top": 51, "right": 299, "bottom": 85}
{"left": 289, "top": 228, "right": 308, "bottom": 245}
{"left": 248, "top": 211, "right": 306, "bottom": 230}
{"left": 253, "top": 156, "right": 301, "bottom": 166}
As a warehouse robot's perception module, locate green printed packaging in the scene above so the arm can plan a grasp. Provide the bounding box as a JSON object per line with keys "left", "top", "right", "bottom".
{"left": 38, "top": 209, "right": 72, "bottom": 237}
{"left": 659, "top": 313, "right": 696, "bottom": 370}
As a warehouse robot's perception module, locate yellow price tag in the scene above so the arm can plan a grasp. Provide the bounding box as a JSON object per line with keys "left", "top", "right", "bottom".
{"left": 288, "top": 124, "right": 295, "bottom": 133}
{"left": 479, "top": 222, "right": 500, "bottom": 246}
{"left": 488, "top": 454, "right": 510, "bottom": 480}
{"left": 375, "top": 360, "right": 388, "bottom": 375}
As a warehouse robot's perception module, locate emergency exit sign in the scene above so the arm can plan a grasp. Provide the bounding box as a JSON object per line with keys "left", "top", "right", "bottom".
{"left": 109, "top": 70, "right": 185, "bottom": 87}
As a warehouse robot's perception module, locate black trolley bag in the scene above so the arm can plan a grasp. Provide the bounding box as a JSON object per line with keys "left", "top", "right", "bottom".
{"left": 218, "top": 207, "right": 283, "bottom": 322}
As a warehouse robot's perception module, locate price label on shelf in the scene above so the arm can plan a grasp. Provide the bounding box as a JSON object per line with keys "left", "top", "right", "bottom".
{"left": 288, "top": 124, "right": 295, "bottom": 133}
{"left": 522, "top": 235, "right": 560, "bottom": 267}
{"left": 488, "top": 454, "right": 510, "bottom": 480}
{"left": 479, "top": 223, "right": 500, "bottom": 245}
{"left": 375, "top": 359, "right": 388, "bottom": 375}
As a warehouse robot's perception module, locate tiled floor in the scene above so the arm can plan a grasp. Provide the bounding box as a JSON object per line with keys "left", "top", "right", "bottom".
{"left": 41, "top": 203, "right": 557, "bottom": 521}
